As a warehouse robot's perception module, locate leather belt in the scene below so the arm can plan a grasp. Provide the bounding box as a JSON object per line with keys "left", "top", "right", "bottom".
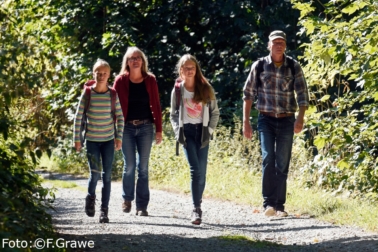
{"left": 126, "top": 119, "right": 151, "bottom": 125}
{"left": 260, "top": 111, "right": 294, "bottom": 118}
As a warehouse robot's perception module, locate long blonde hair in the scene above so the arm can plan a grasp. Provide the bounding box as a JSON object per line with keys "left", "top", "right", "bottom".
{"left": 119, "top": 46, "right": 149, "bottom": 76}
{"left": 176, "top": 54, "right": 215, "bottom": 104}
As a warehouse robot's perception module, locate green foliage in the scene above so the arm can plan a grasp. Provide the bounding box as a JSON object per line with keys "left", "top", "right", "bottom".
{"left": 0, "top": 0, "right": 69, "bottom": 244}
{"left": 0, "top": 146, "right": 55, "bottom": 246}
{"left": 48, "top": 0, "right": 302, "bottom": 109}
{"left": 292, "top": 0, "right": 378, "bottom": 199}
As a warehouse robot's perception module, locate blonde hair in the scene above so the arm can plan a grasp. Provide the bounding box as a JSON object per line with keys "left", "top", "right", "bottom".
{"left": 93, "top": 59, "right": 111, "bottom": 72}
{"left": 176, "top": 54, "right": 215, "bottom": 104}
{"left": 119, "top": 46, "right": 149, "bottom": 76}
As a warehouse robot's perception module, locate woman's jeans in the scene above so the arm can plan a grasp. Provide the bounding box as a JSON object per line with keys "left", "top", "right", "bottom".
{"left": 257, "top": 114, "right": 295, "bottom": 211}
{"left": 122, "top": 123, "right": 153, "bottom": 210}
{"left": 183, "top": 123, "right": 209, "bottom": 209}
{"left": 86, "top": 139, "right": 115, "bottom": 209}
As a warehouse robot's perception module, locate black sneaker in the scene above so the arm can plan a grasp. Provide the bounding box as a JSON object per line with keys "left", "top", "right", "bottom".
{"left": 191, "top": 208, "right": 202, "bottom": 225}
{"left": 136, "top": 209, "right": 148, "bottom": 216}
{"left": 85, "top": 195, "right": 96, "bottom": 217}
{"left": 99, "top": 208, "right": 109, "bottom": 223}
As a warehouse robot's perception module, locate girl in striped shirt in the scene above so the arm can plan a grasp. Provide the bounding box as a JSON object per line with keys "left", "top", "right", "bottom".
{"left": 73, "top": 59, "right": 124, "bottom": 223}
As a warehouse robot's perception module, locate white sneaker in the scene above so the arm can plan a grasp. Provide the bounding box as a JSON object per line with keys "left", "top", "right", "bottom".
{"left": 264, "top": 206, "right": 276, "bottom": 217}
{"left": 276, "top": 210, "right": 288, "bottom": 217}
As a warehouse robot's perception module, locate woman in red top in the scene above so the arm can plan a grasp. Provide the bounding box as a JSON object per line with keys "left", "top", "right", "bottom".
{"left": 113, "top": 47, "right": 162, "bottom": 216}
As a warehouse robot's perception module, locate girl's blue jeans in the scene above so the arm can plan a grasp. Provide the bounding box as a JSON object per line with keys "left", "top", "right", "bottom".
{"left": 86, "top": 139, "right": 115, "bottom": 209}
{"left": 183, "top": 123, "right": 209, "bottom": 208}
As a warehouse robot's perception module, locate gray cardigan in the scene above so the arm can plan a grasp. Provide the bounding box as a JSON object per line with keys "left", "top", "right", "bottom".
{"left": 170, "top": 82, "right": 220, "bottom": 149}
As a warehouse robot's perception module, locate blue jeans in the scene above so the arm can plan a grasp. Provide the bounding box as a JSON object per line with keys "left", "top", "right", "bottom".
{"left": 183, "top": 123, "right": 209, "bottom": 208}
{"left": 257, "top": 114, "right": 295, "bottom": 211}
{"left": 86, "top": 139, "right": 115, "bottom": 209}
{"left": 121, "top": 123, "right": 153, "bottom": 210}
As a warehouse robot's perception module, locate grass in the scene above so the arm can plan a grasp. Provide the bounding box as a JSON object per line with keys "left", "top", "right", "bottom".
{"left": 219, "top": 235, "right": 283, "bottom": 249}
{"left": 41, "top": 178, "right": 87, "bottom": 193}
{"left": 42, "top": 121, "right": 378, "bottom": 232}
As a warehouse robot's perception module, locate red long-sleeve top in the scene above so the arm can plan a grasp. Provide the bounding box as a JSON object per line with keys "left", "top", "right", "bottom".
{"left": 113, "top": 73, "right": 162, "bottom": 133}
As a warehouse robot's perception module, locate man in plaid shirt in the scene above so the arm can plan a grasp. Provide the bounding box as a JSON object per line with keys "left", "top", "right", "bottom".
{"left": 243, "top": 30, "right": 309, "bottom": 217}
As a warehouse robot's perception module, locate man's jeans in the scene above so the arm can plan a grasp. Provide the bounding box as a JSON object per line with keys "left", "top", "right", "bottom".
{"left": 121, "top": 123, "right": 153, "bottom": 210}
{"left": 257, "top": 114, "right": 295, "bottom": 211}
{"left": 183, "top": 123, "right": 209, "bottom": 208}
{"left": 86, "top": 139, "right": 115, "bottom": 209}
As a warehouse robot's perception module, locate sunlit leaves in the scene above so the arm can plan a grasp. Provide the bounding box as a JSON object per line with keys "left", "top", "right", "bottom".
{"left": 292, "top": 2, "right": 316, "bottom": 19}
{"left": 341, "top": 1, "right": 368, "bottom": 15}
{"left": 292, "top": 0, "right": 378, "bottom": 198}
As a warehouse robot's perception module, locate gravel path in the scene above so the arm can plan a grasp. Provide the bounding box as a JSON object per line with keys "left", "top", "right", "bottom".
{"left": 44, "top": 172, "right": 378, "bottom": 252}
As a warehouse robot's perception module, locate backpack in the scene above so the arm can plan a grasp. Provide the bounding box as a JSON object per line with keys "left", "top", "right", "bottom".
{"left": 255, "top": 56, "right": 296, "bottom": 87}
{"left": 79, "top": 80, "right": 117, "bottom": 147}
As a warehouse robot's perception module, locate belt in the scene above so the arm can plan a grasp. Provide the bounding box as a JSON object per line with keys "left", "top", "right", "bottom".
{"left": 260, "top": 111, "right": 294, "bottom": 118}
{"left": 126, "top": 119, "right": 151, "bottom": 125}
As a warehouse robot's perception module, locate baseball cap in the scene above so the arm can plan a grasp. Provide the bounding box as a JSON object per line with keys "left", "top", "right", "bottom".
{"left": 269, "top": 30, "right": 286, "bottom": 41}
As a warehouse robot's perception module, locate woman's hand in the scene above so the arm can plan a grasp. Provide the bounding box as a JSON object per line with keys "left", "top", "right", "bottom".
{"left": 155, "top": 132, "right": 163, "bottom": 145}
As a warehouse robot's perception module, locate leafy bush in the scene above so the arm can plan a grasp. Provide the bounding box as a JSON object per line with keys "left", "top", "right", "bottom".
{"left": 0, "top": 146, "right": 55, "bottom": 246}
{"left": 292, "top": 0, "right": 378, "bottom": 200}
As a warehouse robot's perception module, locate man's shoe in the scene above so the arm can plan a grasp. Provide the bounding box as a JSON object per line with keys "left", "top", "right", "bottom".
{"left": 264, "top": 206, "right": 276, "bottom": 217}
{"left": 99, "top": 207, "right": 109, "bottom": 223}
{"left": 191, "top": 208, "right": 202, "bottom": 225}
{"left": 85, "top": 195, "right": 96, "bottom": 217}
{"left": 122, "top": 200, "right": 132, "bottom": 213}
{"left": 276, "top": 210, "right": 288, "bottom": 217}
{"left": 136, "top": 209, "right": 148, "bottom": 216}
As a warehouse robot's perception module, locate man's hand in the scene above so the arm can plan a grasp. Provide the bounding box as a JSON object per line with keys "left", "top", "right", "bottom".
{"left": 294, "top": 117, "right": 304, "bottom": 134}
{"left": 243, "top": 121, "right": 253, "bottom": 139}
{"left": 294, "top": 106, "right": 306, "bottom": 134}
{"left": 115, "top": 139, "right": 122, "bottom": 151}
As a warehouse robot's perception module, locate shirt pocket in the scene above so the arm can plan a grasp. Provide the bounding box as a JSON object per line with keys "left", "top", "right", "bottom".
{"left": 260, "top": 72, "right": 273, "bottom": 90}
{"left": 280, "top": 76, "right": 294, "bottom": 92}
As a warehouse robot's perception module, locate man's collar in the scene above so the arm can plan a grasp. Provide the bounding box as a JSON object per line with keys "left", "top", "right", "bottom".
{"left": 268, "top": 54, "right": 287, "bottom": 65}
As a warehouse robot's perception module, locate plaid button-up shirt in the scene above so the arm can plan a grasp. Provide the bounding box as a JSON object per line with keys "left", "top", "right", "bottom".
{"left": 243, "top": 55, "right": 309, "bottom": 114}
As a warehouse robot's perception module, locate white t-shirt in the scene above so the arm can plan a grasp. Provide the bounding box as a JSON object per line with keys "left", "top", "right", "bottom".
{"left": 183, "top": 87, "right": 203, "bottom": 124}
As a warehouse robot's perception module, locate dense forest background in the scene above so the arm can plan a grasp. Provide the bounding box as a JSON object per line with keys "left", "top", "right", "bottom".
{"left": 1, "top": 0, "right": 377, "bottom": 242}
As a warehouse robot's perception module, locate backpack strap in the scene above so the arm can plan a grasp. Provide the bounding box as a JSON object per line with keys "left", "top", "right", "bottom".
{"left": 174, "top": 82, "right": 181, "bottom": 114}
{"left": 83, "top": 86, "right": 91, "bottom": 114}
{"left": 286, "top": 56, "right": 296, "bottom": 77}
{"left": 256, "top": 58, "right": 264, "bottom": 88}
{"left": 174, "top": 82, "right": 181, "bottom": 156}
{"left": 175, "top": 82, "right": 180, "bottom": 156}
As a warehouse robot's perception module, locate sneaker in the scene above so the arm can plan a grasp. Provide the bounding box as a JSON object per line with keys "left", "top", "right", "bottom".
{"left": 85, "top": 195, "right": 96, "bottom": 217}
{"left": 99, "top": 208, "right": 109, "bottom": 223}
{"left": 136, "top": 209, "right": 148, "bottom": 216}
{"left": 122, "top": 200, "right": 132, "bottom": 213}
{"left": 264, "top": 206, "right": 276, "bottom": 217}
{"left": 191, "top": 208, "right": 202, "bottom": 225}
{"left": 276, "top": 210, "right": 288, "bottom": 217}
